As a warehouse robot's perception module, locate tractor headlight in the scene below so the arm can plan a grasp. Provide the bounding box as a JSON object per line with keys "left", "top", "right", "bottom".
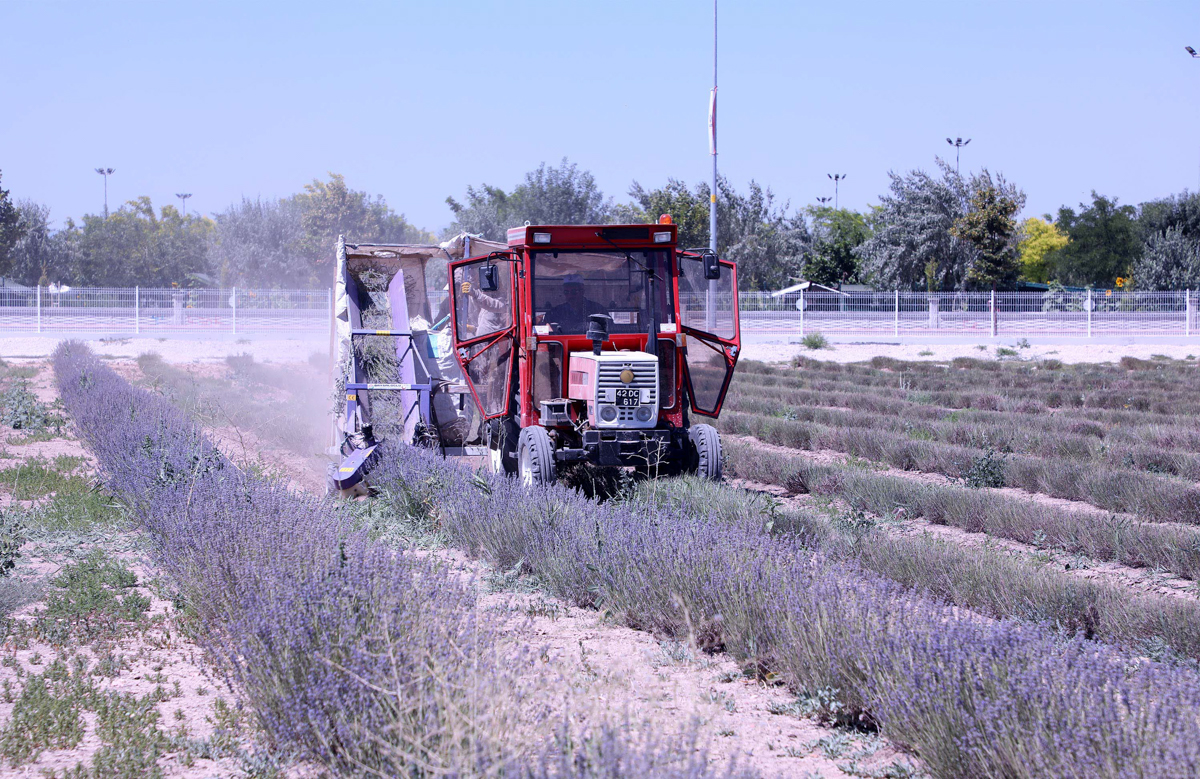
{"left": 635, "top": 406, "right": 653, "bottom": 422}
{"left": 599, "top": 405, "right": 618, "bottom": 422}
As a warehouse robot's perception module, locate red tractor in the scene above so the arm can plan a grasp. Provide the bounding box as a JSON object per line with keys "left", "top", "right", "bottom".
{"left": 447, "top": 220, "right": 740, "bottom": 486}
{"left": 327, "top": 221, "right": 740, "bottom": 492}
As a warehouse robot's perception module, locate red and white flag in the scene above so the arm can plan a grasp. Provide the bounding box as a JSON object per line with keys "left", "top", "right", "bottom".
{"left": 708, "top": 87, "right": 717, "bottom": 155}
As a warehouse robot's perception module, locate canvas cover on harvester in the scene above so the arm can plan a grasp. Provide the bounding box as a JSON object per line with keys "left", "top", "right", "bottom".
{"left": 332, "top": 233, "right": 507, "bottom": 448}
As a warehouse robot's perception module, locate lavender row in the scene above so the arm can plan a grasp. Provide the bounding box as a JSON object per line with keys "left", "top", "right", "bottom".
{"left": 364, "top": 446, "right": 1200, "bottom": 778}
{"left": 717, "top": 409, "right": 1200, "bottom": 524}
{"left": 719, "top": 439, "right": 1200, "bottom": 660}
{"left": 51, "top": 342, "right": 746, "bottom": 779}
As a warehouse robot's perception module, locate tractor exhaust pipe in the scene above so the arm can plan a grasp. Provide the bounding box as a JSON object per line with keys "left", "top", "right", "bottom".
{"left": 587, "top": 314, "right": 610, "bottom": 355}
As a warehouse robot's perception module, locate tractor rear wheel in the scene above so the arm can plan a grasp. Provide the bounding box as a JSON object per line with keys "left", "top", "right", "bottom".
{"left": 517, "top": 426, "right": 557, "bottom": 487}
{"left": 688, "top": 424, "right": 723, "bottom": 481}
{"left": 487, "top": 417, "right": 519, "bottom": 475}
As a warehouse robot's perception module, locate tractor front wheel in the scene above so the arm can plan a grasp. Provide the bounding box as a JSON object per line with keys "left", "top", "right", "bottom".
{"left": 688, "top": 424, "right": 723, "bottom": 481}
{"left": 488, "top": 417, "right": 519, "bottom": 475}
{"left": 517, "top": 426, "right": 557, "bottom": 487}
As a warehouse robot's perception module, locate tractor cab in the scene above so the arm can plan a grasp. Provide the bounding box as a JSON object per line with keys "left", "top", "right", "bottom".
{"left": 448, "top": 222, "right": 740, "bottom": 485}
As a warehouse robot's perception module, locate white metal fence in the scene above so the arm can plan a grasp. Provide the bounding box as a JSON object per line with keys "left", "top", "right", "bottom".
{"left": 0, "top": 287, "right": 331, "bottom": 335}
{"left": 740, "top": 290, "right": 1199, "bottom": 339}
{"left": 0, "top": 287, "right": 1194, "bottom": 340}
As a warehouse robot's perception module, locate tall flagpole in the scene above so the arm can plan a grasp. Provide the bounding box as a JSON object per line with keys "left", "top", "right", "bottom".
{"left": 709, "top": 0, "right": 718, "bottom": 255}
{"left": 705, "top": 0, "right": 718, "bottom": 332}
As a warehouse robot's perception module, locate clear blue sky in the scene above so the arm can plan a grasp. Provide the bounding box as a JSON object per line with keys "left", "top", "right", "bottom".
{"left": 2, "top": 0, "right": 1198, "bottom": 232}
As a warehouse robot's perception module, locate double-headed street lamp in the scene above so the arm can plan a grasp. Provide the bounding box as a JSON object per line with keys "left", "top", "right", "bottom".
{"left": 176, "top": 193, "right": 192, "bottom": 216}
{"left": 946, "top": 137, "right": 971, "bottom": 174}
{"left": 815, "top": 196, "right": 832, "bottom": 208}
{"left": 827, "top": 174, "right": 845, "bottom": 209}
{"left": 94, "top": 167, "right": 115, "bottom": 218}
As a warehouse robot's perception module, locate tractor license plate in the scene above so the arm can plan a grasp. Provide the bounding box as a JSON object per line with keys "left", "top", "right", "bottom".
{"left": 614, "top": 389, "right": 640, "bottom": 406}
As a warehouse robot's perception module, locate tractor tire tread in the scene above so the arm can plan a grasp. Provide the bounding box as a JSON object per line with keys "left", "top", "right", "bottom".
{"left": 689, "top": 424, "right": 723, "bottom": 481}
{"left": 518, "top": 426, "right": 557, "bottom": 486}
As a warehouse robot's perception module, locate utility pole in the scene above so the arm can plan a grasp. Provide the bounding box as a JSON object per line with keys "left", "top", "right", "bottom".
{"left": 827, "top": 174, "right": 845, "bottom": 209}
{"left": 1189, "top": 47, "right": 1199, "bottom": 190}
{"left": 706, "top": 0, "right": 718, "bottom": 332}
{"left": 95, "top": 167, "right": 115, "bottom": 218}
{"left": 945, "top": 137, "right": 971, "bottom": 175}
{"left": 709, "top": 0, "right": 718, "bottom": 257}
{"left": 175, "top": 193, "right": 192, "bottom": 216}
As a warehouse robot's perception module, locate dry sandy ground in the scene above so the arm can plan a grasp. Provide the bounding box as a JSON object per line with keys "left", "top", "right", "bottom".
{"left": 0, "top": 363, "right": 248, "bottom": 777}
{"left": 743, "top": 339, "right": 1200, "bottom": 365}
{"left": 0, "top": 335, "right": 325, "bottom": 364}
{"left": 5, "top": 333, "right": 1197, "bottom": 367}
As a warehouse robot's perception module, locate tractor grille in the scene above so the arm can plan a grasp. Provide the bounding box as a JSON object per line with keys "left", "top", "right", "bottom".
{"left": 598, "top": 361, "right": 658, "bottom": 406}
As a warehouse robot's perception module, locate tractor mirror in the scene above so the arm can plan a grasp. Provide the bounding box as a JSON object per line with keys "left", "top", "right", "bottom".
{"left": 480, "top": 264, "right": 499, "bottom": 292}
{"left": 703, "top": 251, "right": 722, "bottom": 281}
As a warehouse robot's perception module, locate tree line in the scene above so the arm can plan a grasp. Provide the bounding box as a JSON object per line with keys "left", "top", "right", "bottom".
{"left": 2, "top": 159, "right": 1198, "bottom": 291}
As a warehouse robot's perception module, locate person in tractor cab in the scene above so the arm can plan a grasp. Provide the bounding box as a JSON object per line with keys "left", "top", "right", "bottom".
{"left": 545, "top": 274, "right": 605, "bottom": 333}
{"left": 459, "top": 273, "right": 508, "bottom": 335}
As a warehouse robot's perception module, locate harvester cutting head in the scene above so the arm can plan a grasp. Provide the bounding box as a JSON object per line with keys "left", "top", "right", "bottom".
{"left": 327, "top": 233, "right": 506, "bottom": 495}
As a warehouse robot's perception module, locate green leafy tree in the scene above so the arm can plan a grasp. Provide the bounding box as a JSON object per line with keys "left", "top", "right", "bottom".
{"left": 7, "top": 201, "right": 57, "bottom": 285}
{"left": 209, "top": 197, "right": 305, "bottom": 287}
{"left": 61, "top": 198, "right": 214, "bottom": 286}
{"left": 719, "top": 178, "right": 810, "bottom": 290}
{"left": 1133, "top": 226, "right": 1200, "bottom": 290}
{"left": 951, "top": 182, "right": 1021, "bottom": 290}
{"left": 620, "top": 176, "right": 809, "bottom": 290}
{"left": 803, "top": 206, "right": 871, "bottom": 286}
{"left": 295, "top": 173, "right": 428, "bottom": 285}
{"left": 1050, "top": 192, "right": 1140, "bottom": 287}
{"left": 856, "top": 161, "right": 1024, "bottom": 290}
{"left": 1138, "top": 191, "right": 1200, "bottom": 242}
{"left": 1017, "top": 217, "right": 1069, "bottom": 283}
{"left": 446, "top": 158, "right": 611, "bottom": 241}
{"left": 620, "top": 178, "right": 709, "bottom": 249}
{"left": 0, "top": 171, "right": 22, "bottom": 277}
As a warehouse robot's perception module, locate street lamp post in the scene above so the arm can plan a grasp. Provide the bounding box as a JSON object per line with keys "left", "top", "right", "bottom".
{"left": 176, "top": 193, "right": 192, "bottom": 216}
{"left": 815, "top": 196, "right": 832, "bottom": 207}
{"left": 827, "top": 174, "right": 845, "bottom": 209}
{"left": 946, "top": 137, "right": 971, "bottom": 175}
{"left": 94, "top": 167, "right": 115, "bottom": 218}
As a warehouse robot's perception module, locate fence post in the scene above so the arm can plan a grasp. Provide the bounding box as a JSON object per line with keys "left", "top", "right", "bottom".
{"left": 798, "top": 288, "right": 805, "bottom": 338}
{"left": 990, "top": 290, "right": 997, "bottom": 338}
{"left": 1188, "top": 289, "right": 1192, "bottom": 337}
{"left": 1087, "top": 289, "right": 1093, "bottom": 338}
{"left": 36, "top": 285, "right": 40, "bottom": 334}
{"left": 894, "top": 290, "right": 899, "bottom": 337}
{"left": 231, "top": 288, "right": 237, "bottom": 335}
{"left": 134, "top": 286, "right": 139, "bottom": 334}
